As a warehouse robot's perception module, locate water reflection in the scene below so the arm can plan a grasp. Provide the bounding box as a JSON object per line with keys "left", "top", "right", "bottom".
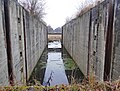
{"left": 28, "top": 41, "right": 84, "bottom": 86}
{"left": 48, "top": 41, "right": 61, "bottom": 48}
{"left": 43, "top": 53, "right": 68, "bottom": 86}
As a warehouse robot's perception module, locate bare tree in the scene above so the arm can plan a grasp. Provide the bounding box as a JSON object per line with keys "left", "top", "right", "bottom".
{"left": 19, "top": 0, "right": 46, "bottom": 19}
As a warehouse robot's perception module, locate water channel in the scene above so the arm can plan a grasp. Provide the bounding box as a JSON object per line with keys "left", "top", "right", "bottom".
{"left": 28, "top": 41, "right": 84, "bottom": 86}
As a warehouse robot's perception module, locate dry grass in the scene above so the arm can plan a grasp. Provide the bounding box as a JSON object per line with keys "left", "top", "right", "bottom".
{"left": 0, "top": 77, "right": 120, "bottom": 91}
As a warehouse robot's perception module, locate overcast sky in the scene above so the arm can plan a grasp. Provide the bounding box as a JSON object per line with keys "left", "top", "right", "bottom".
{"left": 44, "top": 0, "right": 86, "bottom": 29}
{"left": 18, "top": 0, "right": 95, "bottom": 29}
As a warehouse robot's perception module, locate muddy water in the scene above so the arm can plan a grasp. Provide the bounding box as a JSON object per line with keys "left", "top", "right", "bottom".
{"left": 28, "top": 41, "right": 84, "bottom": 86}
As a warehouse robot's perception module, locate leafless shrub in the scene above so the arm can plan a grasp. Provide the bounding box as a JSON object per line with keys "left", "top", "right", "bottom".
{"left": 76, "top": 0, "right": 103, "bottom": 17}
{"left": 19, "top": 0, "right": 46, "bottom": 19}
{"left": 65, "top": 17, "right": 73, "bottom": 23}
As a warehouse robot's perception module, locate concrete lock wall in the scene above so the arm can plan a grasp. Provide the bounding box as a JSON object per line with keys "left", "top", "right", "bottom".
{"left": 89, "top": 1, "right": 108, "bottom": 81}
{"left": 63, "top": 12, "right": 90, "bottom": 76}
{"left": 0, "top": 0, "right": 47, "bottom": 86}
{"left": 23, "top": 11, "right": 47, "bottom": 80}
{"left": 0, "top": 0, "right": 9, "bottom": 86}
{"left": 63, "top": 0, "right": 120, "bottom": 81}
{"left": 8, "top": 0, "right": 25, "bottom": 85}
{"left": 111, "top": 0, "right": 120, "bottom": 80}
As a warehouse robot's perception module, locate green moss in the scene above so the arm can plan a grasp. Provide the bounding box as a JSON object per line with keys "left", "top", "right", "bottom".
{"left": 64, "top": 58, "right": 76, "bottom": 70}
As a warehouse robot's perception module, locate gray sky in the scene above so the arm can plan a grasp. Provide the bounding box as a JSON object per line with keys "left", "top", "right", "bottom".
{"left": 44, "top": 0, "right": 85, "bottom": 29}
{"left": 18, "top": 0, "right": 96, "bottom": 29}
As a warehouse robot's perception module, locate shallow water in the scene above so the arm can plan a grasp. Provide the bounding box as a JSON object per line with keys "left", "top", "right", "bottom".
{"left": 28, "top": 41, "right": 84, "bottom": 86}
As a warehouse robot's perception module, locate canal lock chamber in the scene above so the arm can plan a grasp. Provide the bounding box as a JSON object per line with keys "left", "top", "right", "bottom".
{"left": 28, "top": 41, "right": 84, "bottom": 86}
